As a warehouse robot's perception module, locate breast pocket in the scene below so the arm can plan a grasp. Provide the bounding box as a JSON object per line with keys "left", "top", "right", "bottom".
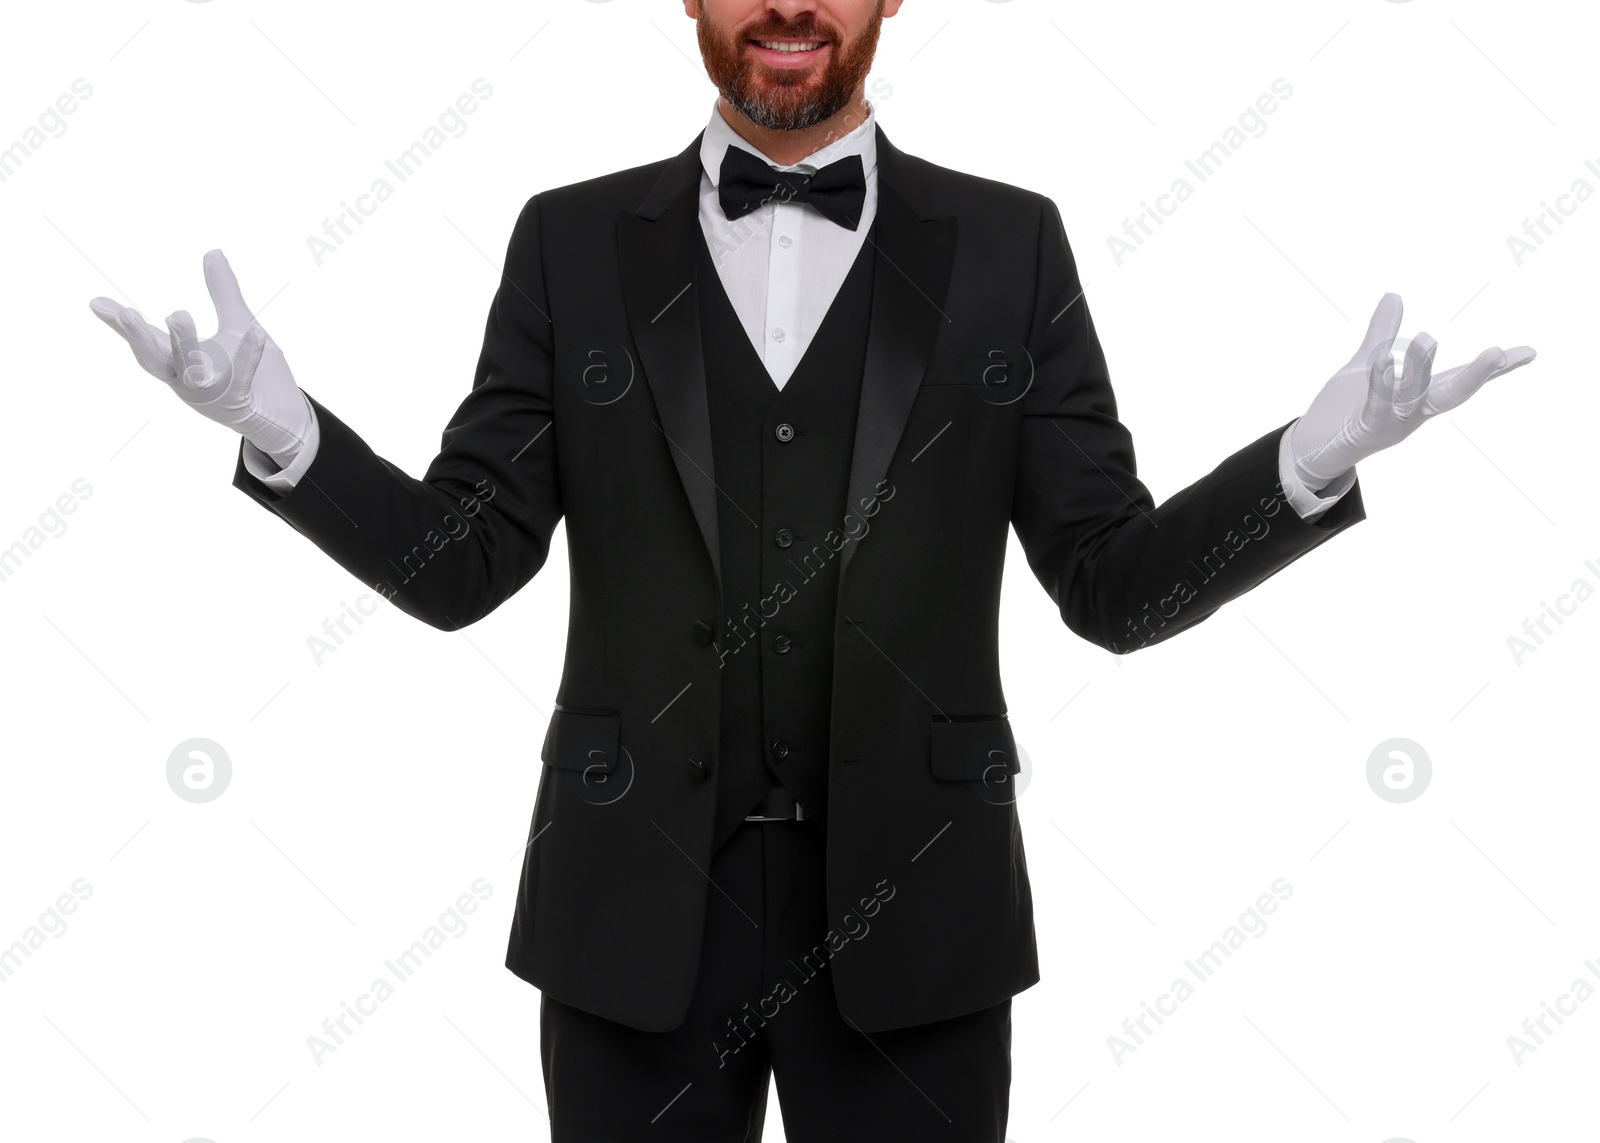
{"left": 920, "top": 352, "right": 1018, "bottom": 387}
{"left": 920, "top": 338, "right": 1031, "bottom": 406}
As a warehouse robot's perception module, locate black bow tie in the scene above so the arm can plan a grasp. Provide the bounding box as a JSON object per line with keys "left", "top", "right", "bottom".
{"left": 718, "top": 146, "right": 866, "bottom": 231}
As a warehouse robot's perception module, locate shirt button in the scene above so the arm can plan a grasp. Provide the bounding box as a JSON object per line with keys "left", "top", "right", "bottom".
{"left": 772, "top": 327, "right": 786, "bottom": 343}
{"left": 774, "top": 635, "right": 792, "bottom": 654}
{"left": 775, "top": 423, "right": 795, "bottom": 442}
{"left": 771, "top": 740, "right": 790, "bottom": 759}
{"left": 774, "top": 528, "right": 793, "bottom": 548}
{"left": 778, "top": 235, "right": 793, "bottom": 249}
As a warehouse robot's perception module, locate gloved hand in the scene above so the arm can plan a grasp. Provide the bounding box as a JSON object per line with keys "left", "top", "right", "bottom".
{"left": 90, "top": 249, "right": 313, "bottom": 467}
{"left": 1288, "top": 292, "right": 1537, "bottom": 491}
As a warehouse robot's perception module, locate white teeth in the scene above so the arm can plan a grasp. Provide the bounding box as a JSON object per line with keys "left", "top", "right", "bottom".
{"left": 756, "top": 41, "right": 823, "bottom": 53}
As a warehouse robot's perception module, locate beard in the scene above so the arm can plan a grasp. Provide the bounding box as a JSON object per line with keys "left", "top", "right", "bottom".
{"left": 696, "top": 1, "right": 885, "bottom": 132}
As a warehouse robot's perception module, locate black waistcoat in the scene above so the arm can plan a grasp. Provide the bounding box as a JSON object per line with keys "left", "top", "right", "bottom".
{"left": 698, "top": 220, "right": 878, "bottom": 854}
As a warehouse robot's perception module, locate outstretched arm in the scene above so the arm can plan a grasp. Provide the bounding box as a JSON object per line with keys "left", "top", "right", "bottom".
{"left": 1011, "top": 195, "right": 1366, "bottom": 654}
{"left": 1011, "top": 198, "right": 1535, "bottom": 655}
{"left": 92, "top": 196, "right": 563, "bottom": 631}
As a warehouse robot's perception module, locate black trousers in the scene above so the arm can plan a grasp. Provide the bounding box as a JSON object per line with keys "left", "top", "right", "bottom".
{"left": 539, "top": 816, "right": 1013, "bottom": 1141}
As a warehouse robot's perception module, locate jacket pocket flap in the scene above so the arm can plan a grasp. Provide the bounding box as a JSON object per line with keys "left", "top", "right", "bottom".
{"left": 929, "top": 717, "right": 1019, "bottom": 780}
{"left": 541, "top": 708, "right": 620, "bottom": 774}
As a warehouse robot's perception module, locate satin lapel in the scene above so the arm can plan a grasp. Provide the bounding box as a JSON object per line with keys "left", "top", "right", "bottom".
{"left": 838, "top": 128, "right": 957, "bottom": 586}
{"left": 618, "top": 133, "right": 723, "bottom": 595}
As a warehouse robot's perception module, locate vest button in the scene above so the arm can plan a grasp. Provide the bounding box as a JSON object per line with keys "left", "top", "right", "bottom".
{"left": 686, "top": 757, "right": 709, "bottom": 780}
{"left": 774, "top": 528, "right": 793, "bottom": 548}
{"left": 693, "top": 619, "right": 714, "bottom": 644}
{"left": 773, "top": 635, "right": 791, "bottom": 654}
{"left": 771, "top": 740, "right": 790, "bottom": 759}
{"left": 774, "top": 423, "right": 795, "bottom": 442}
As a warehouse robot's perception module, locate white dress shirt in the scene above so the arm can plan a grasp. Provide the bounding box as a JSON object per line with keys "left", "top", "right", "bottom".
{"left": 697, "top": 97, "right": 879, "bottom": 389}
{"left": 243, "top": 98, "right": 1351, "bottom": 519}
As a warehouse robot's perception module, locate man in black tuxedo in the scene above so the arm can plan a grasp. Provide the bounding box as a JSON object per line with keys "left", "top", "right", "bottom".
{"left": 91, "top": 0, "right": 1537, "bottom": 1137}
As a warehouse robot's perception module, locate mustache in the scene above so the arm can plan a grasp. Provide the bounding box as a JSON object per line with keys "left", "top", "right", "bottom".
{"left": 740, "top": 19, "right": 836, "bottom": 41}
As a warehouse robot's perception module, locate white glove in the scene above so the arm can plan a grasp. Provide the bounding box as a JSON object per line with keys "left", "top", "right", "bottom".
{"left": 90, "top": 249, "right": 313, "bottom": 467}
{"left": 1288, "top": 292, "right": 1536, "bottom": 491}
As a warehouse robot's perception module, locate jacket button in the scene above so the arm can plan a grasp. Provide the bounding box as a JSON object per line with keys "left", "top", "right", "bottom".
{"left": 774, "top": 528, "right": 793, "bottom": 548}
{"left": 771, "top": 740, "right": 790, "bottom": 759}
{"left": 693, "top": 619, "right": 714, "bottom": 644}
{"left": 686, "top": 757, "right": 709, "bottom": 780}
{"left": 774, "top": 423, "right": 795, "bottom": 442}
{"left": 773, "top": 635, "right": 791, "bottom": 654}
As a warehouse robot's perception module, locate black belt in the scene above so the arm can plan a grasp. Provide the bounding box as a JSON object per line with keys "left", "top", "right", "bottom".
{"left": 744, "top": 785, "right": 804, "bottom": 821}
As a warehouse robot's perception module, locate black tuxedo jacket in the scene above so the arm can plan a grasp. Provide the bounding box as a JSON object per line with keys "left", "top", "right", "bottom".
{"left": 234, "top": 124, "right": 1363, "bottom": 1033}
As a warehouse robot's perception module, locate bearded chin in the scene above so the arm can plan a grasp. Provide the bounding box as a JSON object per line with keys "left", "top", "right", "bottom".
{"left": 698, "top": 4, "right": 882, "bottom": 134}
{"left": 723, "top": 76, "right": 848, "bottom": 132}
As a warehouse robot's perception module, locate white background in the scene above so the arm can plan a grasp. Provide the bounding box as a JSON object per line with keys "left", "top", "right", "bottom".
{"left": 1, "top": 1, "right": 1595, "bottom": 1140}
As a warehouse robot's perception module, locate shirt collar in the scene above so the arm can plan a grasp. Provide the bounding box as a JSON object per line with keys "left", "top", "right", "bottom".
{"left": 699, "top": 97, "right": 878, "bottom": 189}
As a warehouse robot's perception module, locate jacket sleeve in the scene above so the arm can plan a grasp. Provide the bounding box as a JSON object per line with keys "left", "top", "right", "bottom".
{"left": 231, "top": 194, "right": 563, "bottom": 631}
{"left": 1009, "top": 195, "right": 1364, "bottom": 655}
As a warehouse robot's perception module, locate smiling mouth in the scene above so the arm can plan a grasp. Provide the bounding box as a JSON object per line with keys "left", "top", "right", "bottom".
{"left": 751, "top": 39, "right": 825, "bottom": 52}
{"left": 747, "top": 38, "right": 830, "bottom": 56}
